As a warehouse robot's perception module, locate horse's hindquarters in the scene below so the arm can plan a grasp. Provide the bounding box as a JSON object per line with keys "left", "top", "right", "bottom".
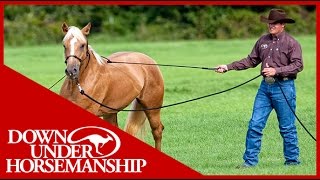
{"left": 107, "top": 52, "right": 165, "bottom": 151}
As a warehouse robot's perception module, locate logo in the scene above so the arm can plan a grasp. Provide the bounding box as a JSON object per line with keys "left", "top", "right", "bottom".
{"left": 67, "top": 126, "right": 120, "bottom": 158}
{"left": 261, "top": 44, "right": 268, "bottom": 50}
{"left": 6, "top": 126, "right": 147, "bottom": 173}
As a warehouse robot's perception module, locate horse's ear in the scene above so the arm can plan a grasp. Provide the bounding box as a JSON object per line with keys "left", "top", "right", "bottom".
{"left": 81, "top": 22, "right": 91, "bottom": 36}
{"left": 62, "top": 22, "right": 69, "bottom": 34}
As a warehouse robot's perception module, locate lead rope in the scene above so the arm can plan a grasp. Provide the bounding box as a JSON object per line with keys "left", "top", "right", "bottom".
{"left": 277, "top": 81, "right": 316, "bottom": 141}
{"left": 49, "top": 75, "right": 66, "bottom": 90}
{"left": 49, "top": 58, "right": 315, "bottom": 142}
{"left": 76, "top": 74, "right": 261, "bottom": 111}
{"left": 102, "top": 56, "right": 218, "bottom": 70}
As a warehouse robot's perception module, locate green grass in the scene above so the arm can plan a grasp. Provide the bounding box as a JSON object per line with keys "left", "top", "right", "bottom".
{"left": 4, "top": 35, "right": 316, "bottom": 175}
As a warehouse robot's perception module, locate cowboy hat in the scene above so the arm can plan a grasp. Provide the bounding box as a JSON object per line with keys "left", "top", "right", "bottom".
{"left": 260, "top": 9, "right": 295, "bottom": 24}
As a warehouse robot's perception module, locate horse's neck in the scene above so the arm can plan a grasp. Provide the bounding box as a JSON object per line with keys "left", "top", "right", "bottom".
{"left": 60, "top": 78, "right": 78, "bottom": 97}
{"left": 78, "top": 50, "right": 104, "bottom": 84}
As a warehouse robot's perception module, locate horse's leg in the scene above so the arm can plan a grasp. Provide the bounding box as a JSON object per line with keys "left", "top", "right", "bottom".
{"left": 144, "top": 109, "right": 164, "bottom": 151}
{"left": 137, "top": 82, "right": 164, "bottom": 151}
{"left": 102, "top": 113, "right": 118, "bottom": 127}
{"left": 126, "top": 99, "right": 164, "bottom": 150}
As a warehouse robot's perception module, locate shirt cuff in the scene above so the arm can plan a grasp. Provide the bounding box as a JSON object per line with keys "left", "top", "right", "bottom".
{"left": 226, "top": 64, "right": 233, "bottom": 71}
{"left": 274, "top": 67, "right": 282, "bottom": 75}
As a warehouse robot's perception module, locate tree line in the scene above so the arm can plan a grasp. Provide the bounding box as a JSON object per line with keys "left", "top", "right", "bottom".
{"left": 4, "top": 5, "right": 315, "bottom": 46}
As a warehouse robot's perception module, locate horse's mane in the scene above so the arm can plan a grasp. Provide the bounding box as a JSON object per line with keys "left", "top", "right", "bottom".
{"left": 63, "top": 26, "right": 86, "bottom": 42}
{"left": 89, "top": 45, "right": 105, "bottom": 65}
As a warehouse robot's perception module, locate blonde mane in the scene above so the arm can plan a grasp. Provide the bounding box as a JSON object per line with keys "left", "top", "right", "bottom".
{"left": 88, "top": 45, "right": 105, "bottom": 65}
{"left": 63, "top": 26, "right": 86, "bottom": 42}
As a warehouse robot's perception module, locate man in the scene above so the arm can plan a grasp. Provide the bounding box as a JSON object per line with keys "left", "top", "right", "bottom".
{"left": 215, "top": 9, "right": 303, "bottom": 168}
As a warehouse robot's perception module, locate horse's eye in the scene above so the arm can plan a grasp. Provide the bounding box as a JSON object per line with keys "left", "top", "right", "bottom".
{"left": 80, "top": 44, "right": 85, "bottom": 49}
{"left": 63, "top": 45, "right": 66, "bottom": 49}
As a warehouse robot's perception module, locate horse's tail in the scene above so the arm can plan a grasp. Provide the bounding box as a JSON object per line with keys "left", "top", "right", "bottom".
{"left": 124, "top": 99, "right": 148, "bottom": 141}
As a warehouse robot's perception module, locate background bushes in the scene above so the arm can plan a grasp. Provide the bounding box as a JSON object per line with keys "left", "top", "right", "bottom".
{"left": 4, "top": 5, "right": 315, "bottom": 46}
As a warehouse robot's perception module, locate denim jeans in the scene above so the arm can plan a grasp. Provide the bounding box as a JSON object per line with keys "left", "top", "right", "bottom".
{"left": 243, "top": 79, "right": 300, "bottom": 166}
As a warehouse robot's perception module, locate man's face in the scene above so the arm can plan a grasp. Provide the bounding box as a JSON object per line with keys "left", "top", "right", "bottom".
{"left": 268, "top": 22, "right": 285, "bottom": 35}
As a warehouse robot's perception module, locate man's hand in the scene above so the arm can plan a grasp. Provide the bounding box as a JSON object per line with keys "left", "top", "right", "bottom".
{"left": 215, "top": 65, "right": 228, "bottom": 73}
{"left": 262, "top": 63, "right": 276, "bottom": 77}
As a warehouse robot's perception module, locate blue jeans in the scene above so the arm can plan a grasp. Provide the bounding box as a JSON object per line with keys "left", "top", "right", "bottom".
{"left": 243, "top": 79, "right": 300, "bottom": 166}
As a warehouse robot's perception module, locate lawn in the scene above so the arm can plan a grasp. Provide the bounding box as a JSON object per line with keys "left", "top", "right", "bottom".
{"left": 4, "top": 35, "right": 316, "bottom": 175}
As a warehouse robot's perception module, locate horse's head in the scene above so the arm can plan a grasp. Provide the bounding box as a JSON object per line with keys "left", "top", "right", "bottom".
{"left": 61, "top": 22, "right": 91, "bottom": 80}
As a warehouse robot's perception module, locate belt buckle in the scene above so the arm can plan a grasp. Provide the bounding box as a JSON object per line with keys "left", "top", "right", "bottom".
{"left": 265, "top": 77, "right": 275, "bottom": 84}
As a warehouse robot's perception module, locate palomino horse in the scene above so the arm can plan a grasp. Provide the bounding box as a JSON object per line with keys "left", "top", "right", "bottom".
{"left": 59, "top": 22, "right": 165, "bottom": 151}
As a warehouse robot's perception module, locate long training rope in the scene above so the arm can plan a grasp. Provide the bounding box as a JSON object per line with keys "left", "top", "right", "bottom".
{"left": 49, "top": 75, "right": 66, "bottom": 90}
{"left": 77, "top": 74, "right": 261, "bottom": 112}
{"left": 277, "top": 81, "right": 316, "bottom": 141}
{"left": 101, "top": 56, "right": 219, "bottom": 71}
{"left": 50, "top": 60, "right": 315, "bottom": 141}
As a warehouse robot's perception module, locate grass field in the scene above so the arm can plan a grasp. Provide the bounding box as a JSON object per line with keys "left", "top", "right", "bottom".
{"left": 4, "top": 35, "right": 316, "bottom": 175}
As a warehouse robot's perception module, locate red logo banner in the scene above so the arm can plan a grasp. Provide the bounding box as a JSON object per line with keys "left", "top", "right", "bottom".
{"left": 0, "top": 66, "right": 202, "bottom": 178}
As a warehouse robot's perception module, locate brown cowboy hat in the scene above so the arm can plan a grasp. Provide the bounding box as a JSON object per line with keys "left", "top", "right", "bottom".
{"left": 260, "top": 9, "right": 295, "bottom": 24}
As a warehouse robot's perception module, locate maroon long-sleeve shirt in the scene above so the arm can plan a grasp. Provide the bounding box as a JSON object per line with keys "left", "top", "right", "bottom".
{"left": 226, "top": 31, "right": 303, "bottom": 79}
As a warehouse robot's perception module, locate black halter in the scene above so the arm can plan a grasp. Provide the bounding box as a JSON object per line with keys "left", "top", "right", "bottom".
{"left": 64, "top": 51, "right": 91, "bottom": 74}
{"left": 65, "top": 51, "right": 90, "bottom": 64}
{"left": 64, "top": 39, "right": 90, "bottom": 64}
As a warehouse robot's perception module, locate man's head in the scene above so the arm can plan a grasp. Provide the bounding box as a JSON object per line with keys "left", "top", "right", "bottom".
{"left": 260, "top": 9, "right": 295, "bottom": 36}
{"left": 267, "top": 22, "right": 285, "bottom": 36}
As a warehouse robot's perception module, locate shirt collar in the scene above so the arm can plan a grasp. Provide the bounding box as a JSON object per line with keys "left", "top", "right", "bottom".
{"left": 269, "top": 31, "right": 285, "bottom": 41}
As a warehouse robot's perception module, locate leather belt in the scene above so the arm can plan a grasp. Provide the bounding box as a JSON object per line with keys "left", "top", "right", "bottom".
{"left": 264, "top": 76, "right": 292, "bottom": 84}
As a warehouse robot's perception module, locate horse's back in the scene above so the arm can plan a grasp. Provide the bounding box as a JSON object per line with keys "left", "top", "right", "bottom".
{"left": 108, "top": 51, "right": 157, "bottom": 64}
{"left": 108, "top": 51, "right": 163, "bottom": 79}
{"left": 107, "top": 51, "right": 164, "bottom": 104}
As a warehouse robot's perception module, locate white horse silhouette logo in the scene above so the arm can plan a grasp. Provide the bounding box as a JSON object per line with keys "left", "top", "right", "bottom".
{"left": 67, "top": 126, "right": 121, "bottom": 158}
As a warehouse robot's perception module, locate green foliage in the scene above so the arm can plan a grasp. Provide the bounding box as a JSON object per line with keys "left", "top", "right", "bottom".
{"left": 4, "top": 5, "right": 316, "bottom": 46}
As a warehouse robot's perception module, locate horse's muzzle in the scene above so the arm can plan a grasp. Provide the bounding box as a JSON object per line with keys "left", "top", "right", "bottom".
{"left": 65, "top": 67, "right": 79, "bottom": 80}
